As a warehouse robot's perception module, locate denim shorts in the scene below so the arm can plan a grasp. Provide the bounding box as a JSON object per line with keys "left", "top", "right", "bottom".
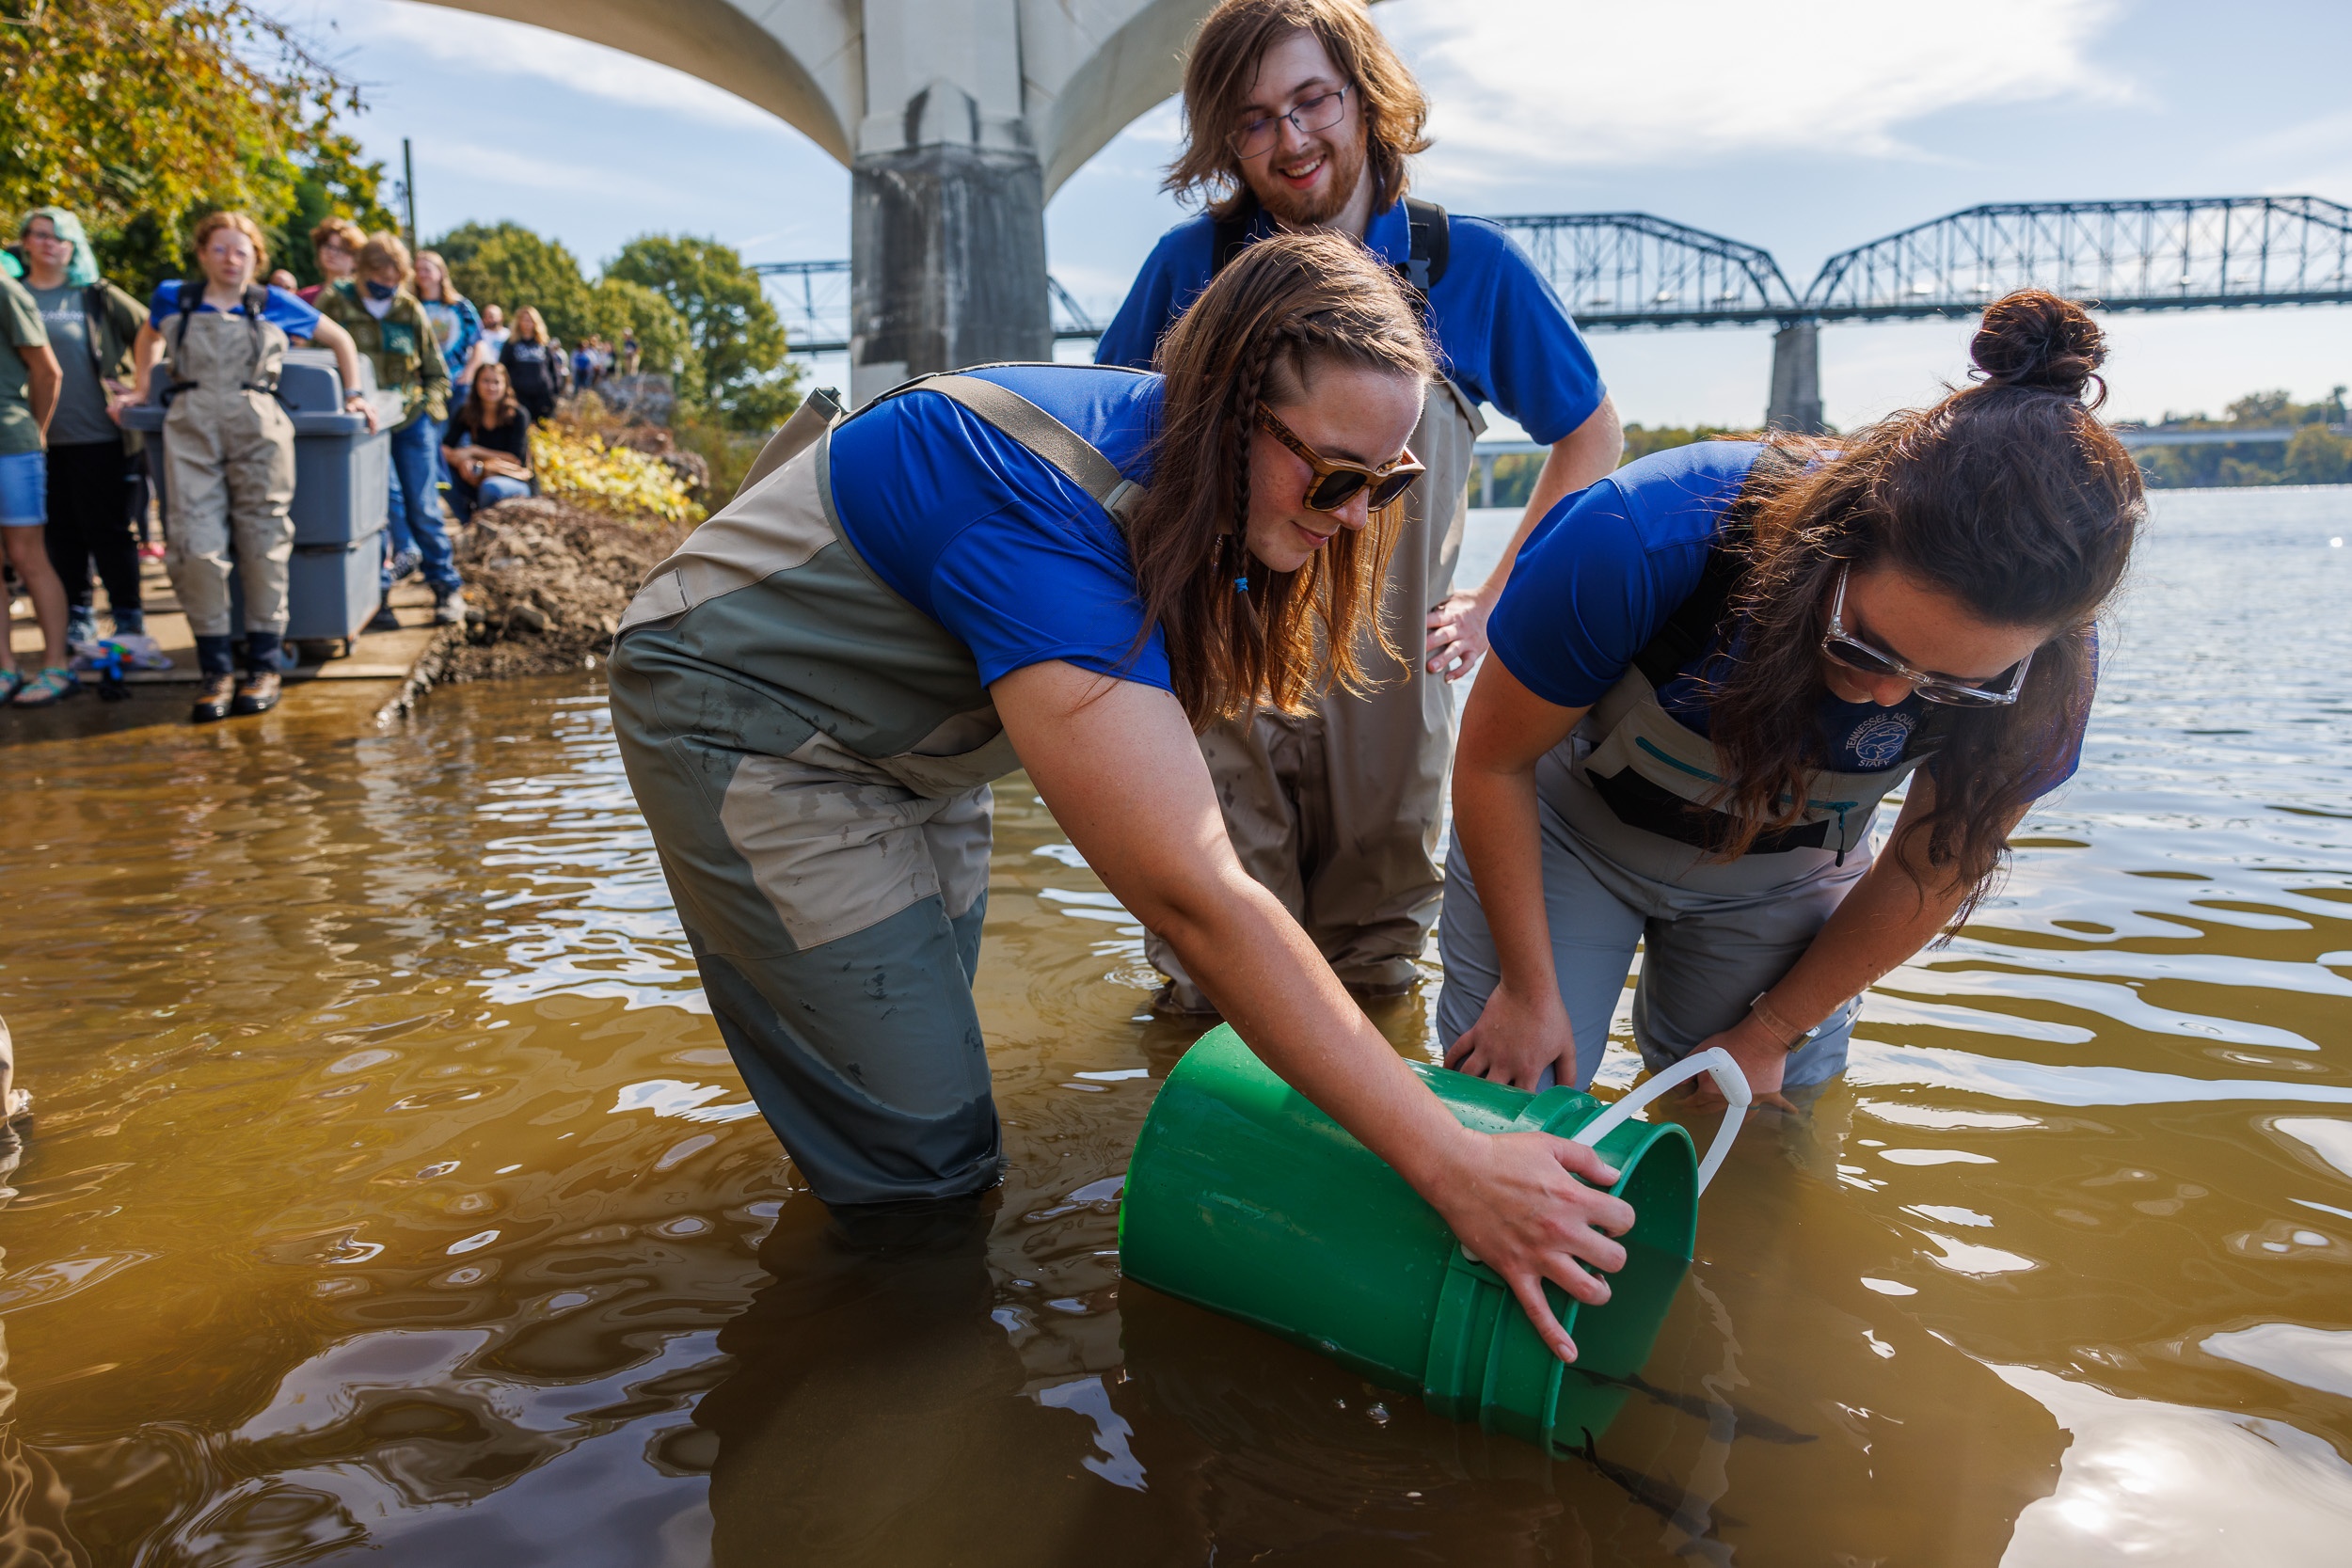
{"left": 0, "top": 449, "right": 43, "bottom": 528}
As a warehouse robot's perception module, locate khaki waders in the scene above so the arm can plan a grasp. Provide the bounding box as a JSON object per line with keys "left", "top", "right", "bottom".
{"left": 609, "top": 371, "right": 1149, "bottom": 1207}
{"left": 1147, "top": 379, "right": 1486, "bottom": 1005}
{"left": 159, "top": 309, "right": 294, "bottom": 643}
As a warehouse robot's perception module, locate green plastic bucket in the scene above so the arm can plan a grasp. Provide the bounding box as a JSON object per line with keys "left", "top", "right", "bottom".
{"left": 1120, "top": 1025, "right": 1748, "bottom": 1457}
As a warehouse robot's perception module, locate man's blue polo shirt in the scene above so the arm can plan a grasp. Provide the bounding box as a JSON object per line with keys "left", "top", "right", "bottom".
{"left": 1095, "top": 197, "right": 1607, "bottom": 446}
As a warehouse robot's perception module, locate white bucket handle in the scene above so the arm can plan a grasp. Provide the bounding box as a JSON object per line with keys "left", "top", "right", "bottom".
{"left": 1568, "top": 1047, "right": 1750, "bottom": 1196}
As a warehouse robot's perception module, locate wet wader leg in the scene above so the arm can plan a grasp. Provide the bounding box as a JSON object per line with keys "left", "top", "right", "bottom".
{"left": 610, "top": 657, "right": 1003, "bottom": 1206}
{"left": 227, "top": 395, "right": 296, "bottom": 637}
{"left": 1140, "top": 714, "right": 1311, "bottom": 1015}
{"left": 1629, "top": 862, "right": 1868, "bottom": 1091}
{"left": 1434, "top": 814, "right": 1645, "bottom": 1091}
{"left": 161, "top": 411, "right": 237, "bottom": 638}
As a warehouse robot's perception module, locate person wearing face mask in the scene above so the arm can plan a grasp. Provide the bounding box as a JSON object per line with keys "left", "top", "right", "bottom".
{"left": 318, "top": 232, "right": 461, "bottom": 628}
{"left": 12, "top": 207, "right": 162, "bottom": 669}
{"left": 1439, "top": 293, "right": 2141, "bottom": 1107}
{"left": 1096, "top": 0, "right": 1623, "bottom": 1015}
{"left": 607, "top": 232, "right": 1637, "bottom": 1364}
{"left": 119, "top": 211, "right": 376, "bottom": 721}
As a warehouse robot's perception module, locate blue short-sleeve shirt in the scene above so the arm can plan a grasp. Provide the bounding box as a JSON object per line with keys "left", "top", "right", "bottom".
{"left": 1487, "top": 440, "right": 2090, "bottom": 795}
{"left": 147, "top": 281, "right": 323, "bottom": 342}
{"left": 825, "top": 364, "right": 1170, "bottom": 693}
{"left": 1096, "top": 198, "right": 1606, "bottom": 446}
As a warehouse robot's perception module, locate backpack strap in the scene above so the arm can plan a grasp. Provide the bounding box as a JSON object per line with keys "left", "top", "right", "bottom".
{"left": 1401, "top": 197, "right": 1450, "bottom": 296}
{"left": 79, "top": 285, "right": 110, "bottom": 379}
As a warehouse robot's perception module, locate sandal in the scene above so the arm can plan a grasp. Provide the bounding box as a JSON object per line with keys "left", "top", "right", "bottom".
{"left": 10, "top": 668, "right": 78, "bottom": 707}
{"left": 0, "top": 671, "right": 23, "bottom": 705}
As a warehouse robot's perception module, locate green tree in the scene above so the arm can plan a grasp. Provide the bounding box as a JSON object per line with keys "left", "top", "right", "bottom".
{"left": 270, "top": 131, "right": 398, "bottom": 290}
{"left": 584, "top": 277, "right": 700, "bottom": 404}
{"left": 2284, "top": 424, "right": 2352, "bottom": 486}
{"left": 435, "top": 219, "right": 596, "bottom": 343}
{"left": 1, "top": 0, "right": 378, "bottom": 293}
{"left": 605, "top": 234, "right": 800, "bottom": 428}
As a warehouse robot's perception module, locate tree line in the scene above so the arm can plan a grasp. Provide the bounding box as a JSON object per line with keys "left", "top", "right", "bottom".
{"left": 1, "top": 0, "right": 801, "bottom": 431}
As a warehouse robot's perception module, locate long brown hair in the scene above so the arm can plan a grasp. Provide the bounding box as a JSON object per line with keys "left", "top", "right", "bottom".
{"left": 1705, "top": 290, "right": 2143, "bottom": 920}
{"left": 463, "top": 361, "right": 523, "bottom": 436}
{"left": 1166, "top": 0, "right": 1429, "bottom": 220}
{"left": 1131, "top": 228, "right": 1435, "bottom": 725}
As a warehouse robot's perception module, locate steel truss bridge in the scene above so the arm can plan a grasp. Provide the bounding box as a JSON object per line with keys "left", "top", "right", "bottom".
{"left": 761, "top": 196, "right": 2352, "bottom": 428}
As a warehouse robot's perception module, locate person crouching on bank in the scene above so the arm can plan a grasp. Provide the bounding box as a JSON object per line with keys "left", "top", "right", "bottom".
{"left": 609, "top": 231, "right": 1634, "bottom": 1363}
{"left": 1439, "top": 291, "right": 2142, "bottom": 1107}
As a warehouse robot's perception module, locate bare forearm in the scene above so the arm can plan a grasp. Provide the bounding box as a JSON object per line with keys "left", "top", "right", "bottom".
{"left": 28, "top": 366, "right": 58, "bottom": 434}
{"left": 1762, "top": 845, "right": 1967, "bottom": 1032}
{"left": 1150, "top": 872, "right": 1474, "bottom": 1190}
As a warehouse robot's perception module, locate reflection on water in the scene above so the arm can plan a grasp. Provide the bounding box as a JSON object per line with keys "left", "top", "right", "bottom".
{"left": 1, "top": 486, "right": 2348, "bottom": 1563}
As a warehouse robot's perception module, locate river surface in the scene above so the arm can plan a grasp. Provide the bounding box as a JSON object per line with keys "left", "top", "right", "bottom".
{"left": 3, "top": 486, "right": 2349, "bottom": 1565}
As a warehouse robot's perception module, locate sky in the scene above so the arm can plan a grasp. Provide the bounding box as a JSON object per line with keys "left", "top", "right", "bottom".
{"left": 291, "top": 0, "right": 2352, "bottom": 435}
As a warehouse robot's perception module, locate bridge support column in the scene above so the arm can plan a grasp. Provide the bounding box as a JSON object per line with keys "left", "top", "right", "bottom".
{"left": 850, "top": 110, "right": 1051, "bottom": 405}
{"left": 1767, "top": 318, "right": 1825, "bottom": 434}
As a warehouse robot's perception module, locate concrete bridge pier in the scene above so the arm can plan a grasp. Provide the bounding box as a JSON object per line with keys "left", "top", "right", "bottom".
{"left": 1767, "top": 318, "right": 1826, "bottom": 433}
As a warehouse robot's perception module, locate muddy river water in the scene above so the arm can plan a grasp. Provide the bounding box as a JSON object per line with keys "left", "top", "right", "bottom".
{"left": 3, "top": 487, "right": 2349, "bottom": 1565}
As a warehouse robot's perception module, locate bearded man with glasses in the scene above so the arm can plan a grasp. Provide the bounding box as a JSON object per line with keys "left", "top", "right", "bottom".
{"left": 1098, "top": 0, "right": 1623, "bottom": 1012}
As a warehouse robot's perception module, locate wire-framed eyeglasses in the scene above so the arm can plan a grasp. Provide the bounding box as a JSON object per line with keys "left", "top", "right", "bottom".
{"left": 1821, "top": 564, "right": 2033, "bottom": 707}
{"left": 1229, "top": 86, "right": 1352, "bottom": 161}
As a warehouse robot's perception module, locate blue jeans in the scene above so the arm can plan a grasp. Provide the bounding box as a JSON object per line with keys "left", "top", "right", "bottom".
{"left": 0, "top": 449, "right": 44, "bottom": 527}
{"left": 383, "top": 415, "right": 458, "bottom": 594}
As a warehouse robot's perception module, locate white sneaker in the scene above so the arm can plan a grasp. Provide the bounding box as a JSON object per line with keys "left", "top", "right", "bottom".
{"left": 114, "top": 632, "right": 175, "bottom": 671}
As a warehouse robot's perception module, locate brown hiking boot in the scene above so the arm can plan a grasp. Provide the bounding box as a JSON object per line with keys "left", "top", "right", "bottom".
{"left": 191, "top": 674, "right": 237, "bottom": 723}
{"left": 230, "top": 671, "right": 282, "bottom": 716}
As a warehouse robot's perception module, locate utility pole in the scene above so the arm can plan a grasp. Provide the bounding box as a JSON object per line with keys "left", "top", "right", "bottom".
{"left": 402, "top": 138, "right": 419, "bottom": 251}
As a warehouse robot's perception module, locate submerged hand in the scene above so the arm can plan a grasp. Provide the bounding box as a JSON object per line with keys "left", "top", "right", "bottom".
{"left": 1422, "top": 1127, "right": 1634, "bottom": 1363}
{"left": 1423, "top": 589, "right": 1493, "bottom": 681}
{"left": 1445, "top": 981, "right": 1577, "bottom": 1093}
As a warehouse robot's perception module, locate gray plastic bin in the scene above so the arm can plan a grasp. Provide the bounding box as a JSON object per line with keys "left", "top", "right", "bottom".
{"left": 229, "top": 534, "right": 385, "bottom": 644}
{"left": 119, "top": 350, "right": 397, "bottom": 546}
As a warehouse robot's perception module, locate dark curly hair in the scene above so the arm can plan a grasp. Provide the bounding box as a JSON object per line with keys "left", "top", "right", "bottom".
{"left": 1704, "top": 290, "right": 2144, "bottom": 923}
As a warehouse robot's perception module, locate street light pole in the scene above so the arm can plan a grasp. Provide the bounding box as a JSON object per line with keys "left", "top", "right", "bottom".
{"left": 402, "top": 137, "right": 419, "bottom": 251}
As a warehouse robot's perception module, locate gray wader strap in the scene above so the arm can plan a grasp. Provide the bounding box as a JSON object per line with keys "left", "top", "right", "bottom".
{"left": 733, "top": 385, "right": 845, "bottom": 503}
{"left": 913, "top": 372, "right": 1145, "bottom": 523}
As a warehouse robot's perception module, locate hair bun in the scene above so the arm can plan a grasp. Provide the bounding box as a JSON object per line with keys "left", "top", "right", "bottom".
{"left": 1970, "top": 289, "right": 2106, "bottom": 405}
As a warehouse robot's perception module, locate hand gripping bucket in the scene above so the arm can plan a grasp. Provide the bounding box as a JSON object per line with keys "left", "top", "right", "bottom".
{"left": 1119, "top": 1025, "right": 1748, "bottom": 1456}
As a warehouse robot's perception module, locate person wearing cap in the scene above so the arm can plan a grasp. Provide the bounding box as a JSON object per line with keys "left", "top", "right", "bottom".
{"left": 1095, "top": 0, "right": 1622, "bottom": 1014}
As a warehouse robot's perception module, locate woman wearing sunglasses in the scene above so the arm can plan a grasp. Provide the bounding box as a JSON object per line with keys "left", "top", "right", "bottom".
{"left": 1439, "top": 290, "right": 2143, "bottom": 1107}
{"left": 610, "top": 230, "right": 1639, "bottom": 1358}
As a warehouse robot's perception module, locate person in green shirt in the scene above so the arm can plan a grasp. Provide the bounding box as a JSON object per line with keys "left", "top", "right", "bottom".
{"left": 0, "top": 270, "right": 76, "bottom": 706}
{"left": 316, "top": 232, "right": 462, "bottom": 627}
{"left": 16, "top": 207, "right": 156, "bottom": 661}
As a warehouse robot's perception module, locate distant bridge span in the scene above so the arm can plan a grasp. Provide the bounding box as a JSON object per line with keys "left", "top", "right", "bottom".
{"left": 765, "top": 196, "right": 2352, "bottom": 430}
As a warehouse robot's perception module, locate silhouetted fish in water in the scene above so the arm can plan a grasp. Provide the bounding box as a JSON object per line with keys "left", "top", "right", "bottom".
{"left": 1571, "top": 1367, "right": 1816, "bottom": 1444}
{"left": 1572, "top": 1429, "right": 1743, "bottom": 1532}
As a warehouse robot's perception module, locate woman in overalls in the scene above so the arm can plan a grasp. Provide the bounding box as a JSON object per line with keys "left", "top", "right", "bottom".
{"left": 119, "top": 212, "right": 374, "bottom": 721}
{"left": 612, "top": 232, "right": 1633, "bottom": 1361}
{"left": 1440, "top": 292, "right": 2142, "bottom": 1107}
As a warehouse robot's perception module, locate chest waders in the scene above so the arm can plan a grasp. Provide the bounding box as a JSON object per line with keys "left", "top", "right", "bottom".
{"left": 606, "top": 370, "right": 1148, "bottom": 1206}
{"left": 1151, "top": 198, "right": 1485, "bottom": 1009}
{"left": 157, "top": 286, "right": 297, "bottom": 659}
{"left": 1435, "top": 461, "right": 1932, "bottom": 1095}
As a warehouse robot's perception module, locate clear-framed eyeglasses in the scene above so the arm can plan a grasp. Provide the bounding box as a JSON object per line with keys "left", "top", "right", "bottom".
{"left": 1821, "top": 564, "right": 2034, "bottom": 707}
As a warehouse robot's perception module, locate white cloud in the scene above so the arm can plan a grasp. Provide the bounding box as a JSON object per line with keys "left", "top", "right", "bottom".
{"left": 326, "top": 0, "right": 782, "bottom": 132}
{"left": 1378, "top": 0, "right": 2130, "bottom": 188}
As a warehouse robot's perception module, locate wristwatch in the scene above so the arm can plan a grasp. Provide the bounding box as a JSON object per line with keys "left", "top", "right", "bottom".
{"left": 1748, "top": 991, "right": 1826, "bottom": 1053}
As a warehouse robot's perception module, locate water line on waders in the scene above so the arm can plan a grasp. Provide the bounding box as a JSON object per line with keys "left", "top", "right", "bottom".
{"left": 1120, "top": 1026, "right": 1750, "bottom": 1458}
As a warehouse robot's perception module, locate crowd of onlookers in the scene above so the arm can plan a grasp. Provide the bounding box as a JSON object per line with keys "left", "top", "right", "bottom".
{"left": 0, "top": 206, "right": 598, "bottom": 718}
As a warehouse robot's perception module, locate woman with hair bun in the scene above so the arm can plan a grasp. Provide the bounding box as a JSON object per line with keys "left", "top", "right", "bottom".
{"left": 1441, "top": 291, "right": 2143, "bottom": 1107}
{"left": 611, "top": 230, "right": 1642, "bottom": 1362}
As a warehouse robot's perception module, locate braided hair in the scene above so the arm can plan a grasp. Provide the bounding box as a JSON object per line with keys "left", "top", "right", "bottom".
{"left": 1128, "top": 229, "right": 1438, "bottom": 726}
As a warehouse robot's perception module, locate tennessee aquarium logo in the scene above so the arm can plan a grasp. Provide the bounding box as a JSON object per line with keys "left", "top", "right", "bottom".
{"left": 1849, "top": 711, "right": 1915, "bottom": 768}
